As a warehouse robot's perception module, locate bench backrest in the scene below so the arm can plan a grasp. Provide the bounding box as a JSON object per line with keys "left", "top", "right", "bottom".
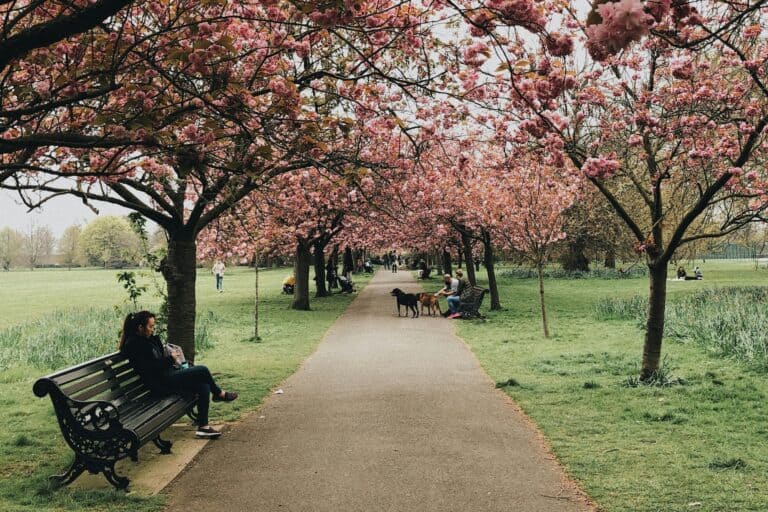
{"left": 461, "top": 286, "right": 487, "bottom": 303}
{"left": 34, "top": 352, "right": 151, "bottom": 410}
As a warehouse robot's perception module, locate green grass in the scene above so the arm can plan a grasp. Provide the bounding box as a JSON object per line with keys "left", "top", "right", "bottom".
{"left": 0, "top": 266, "right": 370, "bottom": 512}
{"left": 457, "top": 259, "right": 768, "bottom": 512}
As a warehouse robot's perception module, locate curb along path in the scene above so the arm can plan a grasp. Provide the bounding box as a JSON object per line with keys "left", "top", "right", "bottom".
{"left": 164, "top": 270, "right": 592, "bottom": 511}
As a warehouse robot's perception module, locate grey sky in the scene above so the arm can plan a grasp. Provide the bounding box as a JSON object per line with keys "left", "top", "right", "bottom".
{"left": 0, "top": 190, "right": 133, "bottom": 237}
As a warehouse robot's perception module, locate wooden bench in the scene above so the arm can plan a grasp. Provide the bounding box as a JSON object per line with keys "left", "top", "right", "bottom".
{"left": 33, "top": 352, "right": 197, "bottom": 490}
{"left": 457, "top": 286, "right": 489, "bottom": 319}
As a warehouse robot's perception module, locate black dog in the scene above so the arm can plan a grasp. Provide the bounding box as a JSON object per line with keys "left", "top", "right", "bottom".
{"left": 391, "top": 288, "right": 419, "bottom": 318}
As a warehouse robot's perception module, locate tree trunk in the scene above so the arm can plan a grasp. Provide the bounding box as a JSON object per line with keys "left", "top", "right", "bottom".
{"left": 560, "top": 238, "right": 590, "bottom": 271}
{"left": 313, "top": 241, "right": 329, "bottom": 298}
{"left": 161, "top": 231, "right": 197, "bottom": 362}
{"left": 604, "top": 248, "right": 616, "bottom": 269}
{"left": 343, "top": 246, "right": 354, "bottom": 277}
{"left": 292, "top": 240, "right": 312, "bottom": 310}
{"left": 641, "top": 263, "right": 668, "bottom": 380}
{"left": 253, "top": 258, "right": 261, "bottom": 341}
{"left": 457, "top": 243, "right": 463, "bottom": 270}
{"left": 482, "top": 230, "right": 501, "bottom": 310}
{"left": 441, "top": 249, "right": 452, "bottom": 276}
{"left": 536, "top": 260, "right": 550, "bottom": 338}
{"left": 460, "top": 232, "right": 477, "bottom": 286}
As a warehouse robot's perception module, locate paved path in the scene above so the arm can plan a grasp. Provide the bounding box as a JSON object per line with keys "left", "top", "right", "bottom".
{"left": 164, "top": 270, "right": 592, "bottom": 511}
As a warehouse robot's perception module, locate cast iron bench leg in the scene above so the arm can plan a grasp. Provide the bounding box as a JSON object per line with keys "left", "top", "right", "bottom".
{"left": 50, "top": 455, "right": 86, "bottom": 486}
{"left": 153, "top": 435, "right": 173, "bottom": 454}
{"left": 103, "top": 462, "right": 130, "bottom": 491}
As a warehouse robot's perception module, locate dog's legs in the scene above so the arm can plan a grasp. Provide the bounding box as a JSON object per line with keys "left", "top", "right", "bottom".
{"left": 397, "top": 303, "right": 401, "bottom": 316}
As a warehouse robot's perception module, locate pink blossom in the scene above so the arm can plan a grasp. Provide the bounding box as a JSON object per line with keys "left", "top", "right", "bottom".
{"left": 463, "top": 42, "right": 490, "bottom": 67}
{"left": 670, "top": 58, "right": 693, "bottom": 80}
{"left": 545, "top": 33, "right": 573, "bottom": 57}
{"left": 582, "top": 156, "right": 621, "bottom": 179}
{"left": 645, "top": 0, "right": 670, "bottom": 22}
{"left": 585, "top": 0, "right": 653, "bottom": 61}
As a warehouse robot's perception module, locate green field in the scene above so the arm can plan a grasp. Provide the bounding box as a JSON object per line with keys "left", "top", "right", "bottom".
{"left": 0, "top": 266, "right": 370, "bottom": 512}
{"left": 458, "top": 259, "right": 768, "bottom": 512}
{"left": 2, "top": 261, "right": 767, "bottom": 511}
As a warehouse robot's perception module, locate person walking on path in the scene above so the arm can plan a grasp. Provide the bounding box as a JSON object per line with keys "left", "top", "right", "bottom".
{"left": 212, "top": 260, "right": 225, "bottom": 292}
{"left": 119, "top": 311, "right": 238, "bottom": 439}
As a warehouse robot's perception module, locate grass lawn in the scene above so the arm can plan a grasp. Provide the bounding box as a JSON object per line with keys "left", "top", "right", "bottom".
{"left": 457, "top": 259, "right": 768, "bottom": 512}
{"left": 0, "top": 266, "right": 370, "bottom": 512}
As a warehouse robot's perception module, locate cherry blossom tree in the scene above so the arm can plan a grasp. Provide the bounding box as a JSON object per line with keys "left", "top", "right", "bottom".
{"left": 445, "top": 0, "right": 768, "bottom": 378}
{"left": 1, "top": 1, "right": 444, "bottom": 359}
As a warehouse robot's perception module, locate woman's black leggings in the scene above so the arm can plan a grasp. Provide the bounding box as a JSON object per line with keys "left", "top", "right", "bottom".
{"left": 165, "top": 365, "right": 222, "bottom": 426}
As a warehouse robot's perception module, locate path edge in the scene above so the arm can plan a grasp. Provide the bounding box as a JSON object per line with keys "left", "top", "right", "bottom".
{"left": 159, "top": 275, "right": 374, "bottom": 498}
{"left": 450, "top": 324, "right": 599, "bottom": 511}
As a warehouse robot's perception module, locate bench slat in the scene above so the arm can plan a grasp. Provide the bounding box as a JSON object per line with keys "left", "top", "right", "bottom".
{"left": 47, "top": 353, "right": 127, "bottom": 387}
{"left": 135, "top": 402, "right": 194, "bottom": 441}
{"left": 61, "top": 363, "right": 136, "bottom": 397}
{"left": 123, "top": 395, "right": 190, "bottom": 431}
{"left": 104, "top": 379, "right": 150, "bottom": 407}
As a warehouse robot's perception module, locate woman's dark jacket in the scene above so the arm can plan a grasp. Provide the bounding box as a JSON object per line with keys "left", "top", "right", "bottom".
{"left": 121, "top": 334, "right": 174, "bottom": 390}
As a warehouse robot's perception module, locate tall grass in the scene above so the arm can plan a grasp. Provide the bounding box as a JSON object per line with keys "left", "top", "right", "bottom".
{"left": 594, "top": 287, "right": 768, "bottom": 369}
{"left": 501, "top": 266, "right": 648, "bottom": 280}
{"left": 0, "top": 306, "right": 217, "bottom": 370}
{"left": 593, "top": 294, "right": 647, "bottom": 321}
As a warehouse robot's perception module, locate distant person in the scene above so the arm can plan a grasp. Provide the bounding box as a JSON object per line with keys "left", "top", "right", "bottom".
{"left": 212, "top": 260, "right": 225, "bottom": 292}
{"left": 676, "top": 266, "right": 686, "bottom": 280}
{"left": 364, "top": 259, "right": 374, "bottom": 273}
{"left": 338, "top": 274, "right": 355, "bottom": 293}
{"left": 383, "top": 252, "right": 390, "bottom": 270}
{"left": 391, "top": 257, "right": 398, "bottom": 273}
{"left": 694, "top": 266, "right": 703, "bottom": 280}
{"left": 120, "top": 311, "right": 237, "bottom": 439}
{"left": 474, "top": 257, "right": 480, "bottom": 272}
{"left": 418, "top": 259, "right": 431, "bottom": 279}
{"left": 282, "top": 274, "right": 295, "bottom": 294}
{"left": 326, "top": 260, "right": 338, "bottom": 290}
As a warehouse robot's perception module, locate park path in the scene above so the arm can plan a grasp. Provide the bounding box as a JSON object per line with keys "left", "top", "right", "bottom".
{"left": 164, "top": 270, "right": 592, "bottom": 512}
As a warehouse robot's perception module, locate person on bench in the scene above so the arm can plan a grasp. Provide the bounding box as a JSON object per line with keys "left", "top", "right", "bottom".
{"left": 119, "top": 311, "right": 238, "bottom": 439}
{"left": 447, "top": 269, "right": 470, "bottom": 319}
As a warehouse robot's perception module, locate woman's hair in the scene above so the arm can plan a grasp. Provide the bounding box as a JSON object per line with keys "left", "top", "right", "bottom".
{"left": 118, "top": 310, "right": 155, "bottom": 350}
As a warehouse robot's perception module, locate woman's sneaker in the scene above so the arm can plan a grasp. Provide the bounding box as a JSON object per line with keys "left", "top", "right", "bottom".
{"left": 212, "top": 391, "right": 238, "bottom": 403}
{"left": 195, "top": 426, "right": 222, "bottom": 438}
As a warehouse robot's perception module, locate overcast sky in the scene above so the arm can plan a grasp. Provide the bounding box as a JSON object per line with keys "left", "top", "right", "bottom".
{"left": 0, "top": 190, "right": 133, "bottom": 237}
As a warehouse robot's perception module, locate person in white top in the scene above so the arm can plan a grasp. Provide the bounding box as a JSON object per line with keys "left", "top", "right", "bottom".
{"left": 212, "top": 260, "right": 226, "bottom": 292}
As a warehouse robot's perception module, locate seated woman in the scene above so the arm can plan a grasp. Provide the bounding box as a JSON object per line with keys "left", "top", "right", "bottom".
{"left": 282, "top": 274, "right": 296, "bottom": 294}
{"left": 119, "top": 311, "right": 237, "bottom": 439}
{"left": 676, "top": 266, "right": 687, "bottom": 280}
{"left": 337, "top": 274, "right": 355, "bottom": 293}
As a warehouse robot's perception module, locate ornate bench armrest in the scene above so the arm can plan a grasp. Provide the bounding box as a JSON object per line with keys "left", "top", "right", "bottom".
{"left": 38, "top": 381, "right": 123, "bottom": 431}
